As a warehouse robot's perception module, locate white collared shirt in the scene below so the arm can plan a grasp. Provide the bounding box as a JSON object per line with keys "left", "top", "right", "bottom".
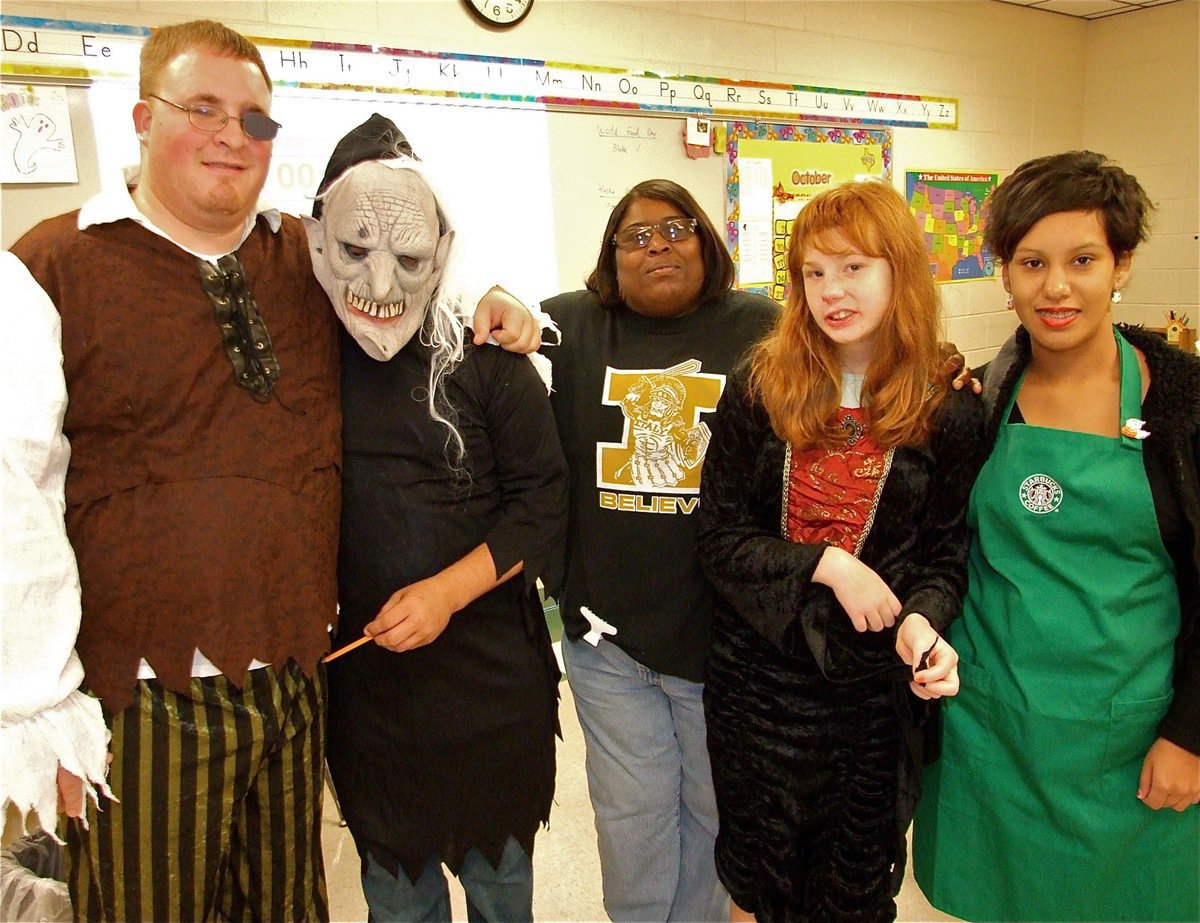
{"left": 78, "top": 164, "right": 282, "bottom": 261}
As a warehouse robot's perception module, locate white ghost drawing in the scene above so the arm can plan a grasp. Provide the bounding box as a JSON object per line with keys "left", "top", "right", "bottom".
{"left": 9, "top": 112, "right": 65, "bottom": 175}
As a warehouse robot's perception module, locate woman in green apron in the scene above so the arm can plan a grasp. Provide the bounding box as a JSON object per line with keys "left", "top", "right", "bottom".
{"left": 914, "top": 151, "right": 1200, "bottom": 922}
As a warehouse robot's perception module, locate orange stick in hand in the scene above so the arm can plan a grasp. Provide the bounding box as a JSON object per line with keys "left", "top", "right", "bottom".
{"left": 323, "top": 633, "right": 373, "bottom": 663}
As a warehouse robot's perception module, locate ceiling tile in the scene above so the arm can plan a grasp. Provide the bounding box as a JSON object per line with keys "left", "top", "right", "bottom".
{"left": 1036, "top": 0, "right": 1131, "bottom": 16}
{"left": 991, "top": 0, "right": 1179, "bottom": 19}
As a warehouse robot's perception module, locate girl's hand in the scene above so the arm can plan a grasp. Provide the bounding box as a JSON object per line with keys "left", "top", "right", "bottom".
{"left": 896, "top": 613, "right": 960, "bottom": 700}
{"left": 813, "top": 546, "right": 901, "bottom": 632}
{"left": 366, "top": 576, "right": 456, "bottom": 652}
{"left": 1138, "top": 738, "right": 1200, "bottom": 811}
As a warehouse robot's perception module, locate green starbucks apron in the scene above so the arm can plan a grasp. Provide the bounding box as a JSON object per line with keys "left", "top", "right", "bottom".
{"left": 914, "top": 329, "right": 1200, "bottom": 922}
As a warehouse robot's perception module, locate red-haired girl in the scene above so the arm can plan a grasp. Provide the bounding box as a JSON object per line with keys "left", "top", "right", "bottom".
{"left": 697, "top": 180, "right": 985, "bottom": 921}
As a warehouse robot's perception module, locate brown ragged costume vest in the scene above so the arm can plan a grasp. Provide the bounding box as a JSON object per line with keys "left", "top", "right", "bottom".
{"left": 12, "top": 213, "right": 341, "bottom": 712}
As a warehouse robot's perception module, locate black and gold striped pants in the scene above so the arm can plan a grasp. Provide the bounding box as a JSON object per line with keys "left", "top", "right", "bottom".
{"left": 65, "top": 661, "right": 329, "bottom": 922}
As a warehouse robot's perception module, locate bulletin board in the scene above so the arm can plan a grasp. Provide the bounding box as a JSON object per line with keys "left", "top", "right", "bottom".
{"left": 723, "top": 122, "right": 892, "bottom": 300}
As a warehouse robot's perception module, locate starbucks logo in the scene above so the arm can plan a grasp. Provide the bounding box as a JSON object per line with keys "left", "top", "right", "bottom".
{"left": 1019, "top": 474, "right": 1062, "bottom": 514}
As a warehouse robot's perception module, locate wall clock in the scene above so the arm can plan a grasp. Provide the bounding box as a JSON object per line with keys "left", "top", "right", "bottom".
{"left": 465, "top": 0, "right": 534, "bottom": 28}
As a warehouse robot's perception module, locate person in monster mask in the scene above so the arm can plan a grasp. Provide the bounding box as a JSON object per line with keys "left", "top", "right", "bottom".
{"left": 303, "top": 116, "right": 568, "bottom": 922}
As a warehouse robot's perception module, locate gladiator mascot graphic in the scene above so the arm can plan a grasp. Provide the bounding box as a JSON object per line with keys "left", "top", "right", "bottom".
{"left": 617, "top": 359, "right": 712, "bottom": 489}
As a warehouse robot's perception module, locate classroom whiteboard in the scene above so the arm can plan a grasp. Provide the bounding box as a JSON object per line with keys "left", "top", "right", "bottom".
{"left": 2, "top": 81, "right": 724, "bottom": 302}
{"left": 543, "top": 111, "right": 723, "bottom": 292}
{"left": 2, "top": 13, "right": 960, "bottom": 298}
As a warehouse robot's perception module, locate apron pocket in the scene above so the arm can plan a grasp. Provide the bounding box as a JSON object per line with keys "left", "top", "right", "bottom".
{"left": 939, "top": 661, "right": 995, "bottom": 771}
{"left": 1103, "top": 692, "right": 1173, "bottom": 779}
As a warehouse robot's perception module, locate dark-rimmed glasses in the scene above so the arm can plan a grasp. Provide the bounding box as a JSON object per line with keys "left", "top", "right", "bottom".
{"left": 147, "top": 94, "right": 281, "bottom": 141}
{"left": 613, "top": 217, "right": 699, "bottom": 252}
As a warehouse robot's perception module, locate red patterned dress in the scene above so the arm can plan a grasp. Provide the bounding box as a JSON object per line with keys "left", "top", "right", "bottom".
{"left": 785, "top": 406, "right": 889, "bottom": 556}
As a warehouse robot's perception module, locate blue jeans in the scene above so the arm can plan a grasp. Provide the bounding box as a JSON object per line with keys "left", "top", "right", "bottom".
{"left": 361, "top": 837, "right": 533, "bottom": 923}
{"left": 563, "top": 636, "right": 728, "bottom": 922}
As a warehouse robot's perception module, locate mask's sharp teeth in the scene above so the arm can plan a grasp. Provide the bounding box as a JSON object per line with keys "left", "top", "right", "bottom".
{"left": 347, "top": 292, "right": 405, "bottom": 320}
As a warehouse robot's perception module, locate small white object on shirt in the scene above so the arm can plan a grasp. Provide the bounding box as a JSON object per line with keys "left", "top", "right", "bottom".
{"left": 1121, "top": 417, "right": 1151, "bottom": 440}
{"left": 580, "top": 606, "right": 618, "bottom": 646}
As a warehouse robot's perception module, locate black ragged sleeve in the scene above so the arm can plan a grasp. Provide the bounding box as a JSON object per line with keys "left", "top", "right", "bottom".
{"left": 474, "top": 346, "right": 569, "bottom": 596}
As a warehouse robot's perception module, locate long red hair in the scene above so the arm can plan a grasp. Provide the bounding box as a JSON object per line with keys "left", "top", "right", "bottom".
{"left": 749, "top": 180, "right": 945, "bottom": 450}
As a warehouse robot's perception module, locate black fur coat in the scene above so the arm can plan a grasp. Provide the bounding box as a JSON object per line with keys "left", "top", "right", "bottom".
{"left": 697, "top": 368, "right": 986, "bottom": 904}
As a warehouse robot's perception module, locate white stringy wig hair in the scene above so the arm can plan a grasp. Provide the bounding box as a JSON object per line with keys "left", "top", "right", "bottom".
{"left": 316, "top": 155, "right": 470, "bottom": 468}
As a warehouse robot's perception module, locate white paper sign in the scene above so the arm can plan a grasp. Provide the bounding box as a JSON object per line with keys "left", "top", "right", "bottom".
{"left": 736, "top": 157, "right": 774, "bottom": 283}
{"left": 2, "top": 85, "right": 78, "bottom": 183}
{"left": 738, "top": 157, "right": 773, "bottom": 221}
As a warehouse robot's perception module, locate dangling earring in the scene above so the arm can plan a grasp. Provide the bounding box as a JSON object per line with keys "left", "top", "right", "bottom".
{"left": 1005, "top": 294, "right": 1013, "bottom": 309}
{"left": 1111, "top": 290, "right": 1123, "bottom": 304}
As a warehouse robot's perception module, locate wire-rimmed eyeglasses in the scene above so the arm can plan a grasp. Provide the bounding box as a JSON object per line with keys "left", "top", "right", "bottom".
{"left": 147, "top": 94, "right": 282, "bottom": 141}
{"left": 613, "top": 218, "right": 699, "bottom": 252}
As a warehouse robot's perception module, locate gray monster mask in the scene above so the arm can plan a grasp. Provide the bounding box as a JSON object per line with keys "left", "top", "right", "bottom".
{"left": 304, "top": 160, "right": 454, "bottom": 361}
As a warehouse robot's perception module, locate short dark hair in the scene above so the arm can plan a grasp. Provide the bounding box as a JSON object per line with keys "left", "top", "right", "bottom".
{"left": 140, "top": 20, "right": 272, "bottom": 99}
{"left": 586, "top": 179, "right": 734, "bottom": 310}
{"left": 984, "top": 150, "right": 1153, "bottom": 263}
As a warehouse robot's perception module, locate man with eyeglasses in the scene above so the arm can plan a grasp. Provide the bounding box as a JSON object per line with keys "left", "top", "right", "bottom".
{"left": 143, "top": 93, "right": 283, "bottom": 142}
{"left": 3, "top": 18, "right": 536, "bottom": 922}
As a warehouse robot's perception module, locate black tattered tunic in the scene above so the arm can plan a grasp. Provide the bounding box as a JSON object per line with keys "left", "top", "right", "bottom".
{"left": 326, "top": 330, "right": 567, "bottom": 883}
